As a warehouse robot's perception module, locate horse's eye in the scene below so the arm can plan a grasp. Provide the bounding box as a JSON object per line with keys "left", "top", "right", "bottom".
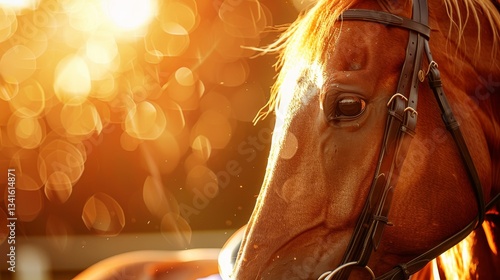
{"left": 335, "top": 96, "right": 366, "bottom": 118}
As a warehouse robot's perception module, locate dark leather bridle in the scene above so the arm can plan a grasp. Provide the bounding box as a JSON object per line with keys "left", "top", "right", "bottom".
{"left": 318, "top": 0, "right": 500, "bottom": 279}
{"left": 221, "top": 1, "right": 499, "bottom": 279}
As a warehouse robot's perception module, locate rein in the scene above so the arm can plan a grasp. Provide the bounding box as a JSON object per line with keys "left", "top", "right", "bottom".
{"left": 320, "top": 0, "right": 499, "bottom": 279}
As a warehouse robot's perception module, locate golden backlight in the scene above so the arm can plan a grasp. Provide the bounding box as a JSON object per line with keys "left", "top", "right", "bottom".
{"left": 0, "top": 0, "right": 273, "bottom": 247}
{"left": 102, "top": 0, "right": 157, "bottom": 33}
{"left": 422, "top": 215, "right": 500, "bottom": 280}
{"left": 0, "top": 0, "right": 39, "bottom": 10}
{"left": 433, "top": 233, "right": 475, "bottom": 279}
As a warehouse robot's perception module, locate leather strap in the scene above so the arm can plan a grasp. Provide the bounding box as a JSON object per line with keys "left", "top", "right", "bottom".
{"left": 374, "top": 43, "right": 490, "bottom": 278}
{"left": 377, "top": 220, "right": 477, "bottom": 279}
{"left": 333, "top": 1, "right": 429, "bottom": 279}
{"left": 341, "top": 9, "right": 430, "bottom": 38}
{"left": 332, "top": 0, "right": 493, "bottom": 279}
{"left": 375, "top": 16, "right": 496, "bottom": 280}
{"left": 424, "top": 41, "right": 485, "bottom": 227}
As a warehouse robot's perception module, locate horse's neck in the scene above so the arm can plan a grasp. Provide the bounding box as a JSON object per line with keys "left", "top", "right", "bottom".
{"left": 466, "top": 24, "right": 500, "bottom": 202}
{"left": 482, "top": 92, "right": 500, "bottom": 202}
{"left": 430, "top": 0, "right": 500, "bottom": 199}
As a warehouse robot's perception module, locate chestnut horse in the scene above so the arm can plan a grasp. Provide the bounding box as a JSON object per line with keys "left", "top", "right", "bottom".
{"left": 77, "top": 0, "right": 499, "bottom": 279}
{"left": 230, "top": 0, "right": 500, "bottom": 279}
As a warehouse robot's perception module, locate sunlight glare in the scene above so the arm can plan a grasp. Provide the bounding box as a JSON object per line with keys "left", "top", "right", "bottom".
{"left": 430, "top": 259, "right": 440, "bottom": 280}
{"left": 87, "top": 42, "right": 114, "bottom": 64}
{"left": 436, "top": 232, "right": 475, "bottom": 280}
{"left": 103, "top": 0, "right": 156, "bottom": 32}
{"left": 54, "top": 55, "right": 91, "bottom": 105}
{"left": 0, "top": 0, "right": 39, "bottom": 10}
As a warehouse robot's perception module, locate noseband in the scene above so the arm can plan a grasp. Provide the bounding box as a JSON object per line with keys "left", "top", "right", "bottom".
{"left": 322, "top": 0, "right": 500, "bottom": 279}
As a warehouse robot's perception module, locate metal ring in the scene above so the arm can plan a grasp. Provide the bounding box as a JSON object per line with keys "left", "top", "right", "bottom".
{"left": 318, "top": 261, "right": 376, "bottom": 280}
{"left": 386, "top": 93, "right": 408, "bottom": 107}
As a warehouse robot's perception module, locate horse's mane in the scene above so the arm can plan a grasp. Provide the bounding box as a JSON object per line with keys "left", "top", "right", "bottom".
{"left": 253, "top": 0, "right": 500, "bottom": 122}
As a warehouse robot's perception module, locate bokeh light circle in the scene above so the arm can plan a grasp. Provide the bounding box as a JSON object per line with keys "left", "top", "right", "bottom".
{"left": 38, "top": 139, "right": 86, "bottom": 185}
{"left": 0, "top": 45, "right": 37, "bottom": 84}
{"left": 7, "top": 114, "right": 45, "bottom": 149}
{"left": 82, "top": 192, "right": 125, "bottom": 236}
{"left": 10, "top": 79, "right": 46, "bottom": 118}
{"left": 159, "top": 1, "right": 198, "bottom": 33}
{"left": 145, "top": 23, "right": 189, "bottom": 57}
{"left": 124, "top": 100, "right": 166, "bottom": 140}
{"left": 44, "top": 171, "right": 73, "bottom": 204}
{"left": 162, "top": 100, "right": 185, "bottom": 136}
{"left": 191, "top": 135, "right": 211, "bottom": 162}
{"left": 0, "top": 0, "right": 276, "bottom": 243}
{"left": 54, "top": 55, "right": 92, "bottom": 105}
{"left": 60, "top": 101, "right": 103, "bottom": 137}
{"left": 142, "top": 176, "right": 179, "bottom": 218}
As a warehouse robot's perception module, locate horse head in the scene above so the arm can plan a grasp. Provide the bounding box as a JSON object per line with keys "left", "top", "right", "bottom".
{"left": 230, "top": 0, "right": 500, "bottom": 279}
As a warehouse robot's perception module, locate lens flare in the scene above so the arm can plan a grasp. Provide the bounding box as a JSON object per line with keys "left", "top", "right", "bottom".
{"left": 103, "top": 0, "right": 156, "bottom": 32}
{"left": 0, "top": 0, "right": 39, "bottom": 10}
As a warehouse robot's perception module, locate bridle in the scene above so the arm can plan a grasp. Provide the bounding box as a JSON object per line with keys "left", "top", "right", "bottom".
{"left": 318, "top": 0, "right": 500, "bottom": 279}
{"left": 220, "top": 1, "right": 499, "bottom": 279}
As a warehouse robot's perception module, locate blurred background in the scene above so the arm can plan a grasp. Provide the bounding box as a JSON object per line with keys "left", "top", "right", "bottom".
{"left": 0, "top": 0, "right": 315, "bottom": 279}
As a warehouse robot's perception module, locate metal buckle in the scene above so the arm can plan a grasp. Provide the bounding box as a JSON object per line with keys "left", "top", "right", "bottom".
{"left": 418, "top": 61, "right": 438, "bottom": 82}
{"left": 404, "top": 107, "right": 418, "bottom": 117}
{"left": 426, "top": 61, "right": 438, "bottom": 75}
{"left": 386, "top": 93, "right": 408, "bottom": 107}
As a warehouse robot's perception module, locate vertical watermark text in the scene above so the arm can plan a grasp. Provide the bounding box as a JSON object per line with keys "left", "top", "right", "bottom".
{"left": 6, "top": 168, "right": 17, "bottom": 272}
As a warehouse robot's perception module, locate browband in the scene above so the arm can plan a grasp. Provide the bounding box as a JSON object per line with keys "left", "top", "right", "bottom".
{"left": 340, "top": 9, "right": 431, "bottom": 39}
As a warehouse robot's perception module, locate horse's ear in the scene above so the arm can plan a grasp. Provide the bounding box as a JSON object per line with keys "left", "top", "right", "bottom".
{"left": 377, "top": 0, "right": 411, "bottom": 15}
